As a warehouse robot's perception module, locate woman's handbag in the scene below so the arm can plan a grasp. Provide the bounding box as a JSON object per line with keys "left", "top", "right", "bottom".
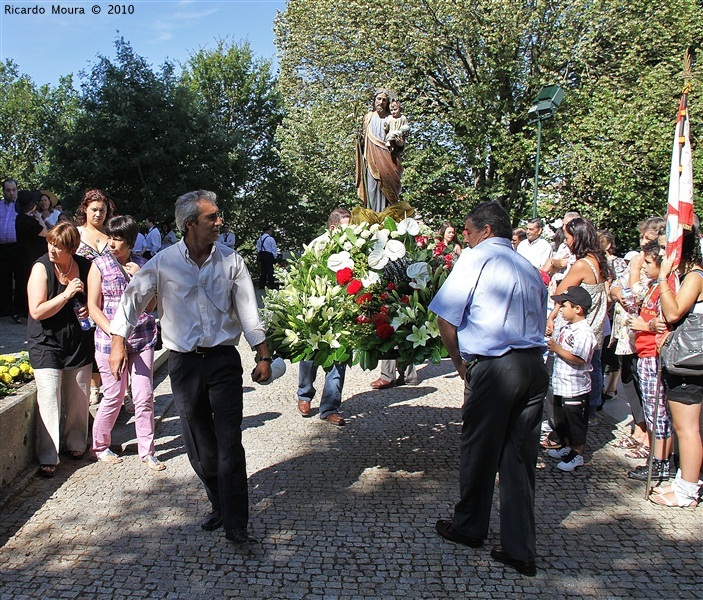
{"left": 660, "top": 312, "right": 703, "bottom": 376}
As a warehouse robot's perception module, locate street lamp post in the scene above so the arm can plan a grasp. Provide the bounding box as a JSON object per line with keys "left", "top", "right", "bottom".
{"left": 527, "top": 84, "right": 564, "bottom": 219}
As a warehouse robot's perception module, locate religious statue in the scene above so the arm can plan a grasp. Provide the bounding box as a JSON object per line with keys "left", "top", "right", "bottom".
{"left": 355, "top": 89, "right": 409, "bottom": 213}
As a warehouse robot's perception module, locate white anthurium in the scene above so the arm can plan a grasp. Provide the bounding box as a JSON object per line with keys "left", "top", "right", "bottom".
{"left": 371, "top": 229, "right": 389, "bottom": 244}
{"left": 397, "top": 218, "right": 420, "bottom": 236}
{"left": 361, "top": 271, "right": 381, "bottom": 287}
{"left": 384, "top": 239, "right": 406, "bottom": 260}
{"left": 327, "top": 251, "right": 354, "bottom": 272}
{"left": 368, "top": 248, "right": 389, "bottom": 269}
{"left": 409, "top": 276, "right": 429, "bottom": 291}
{"left": 406, "top": 261, "right": 429, "bottom": 279}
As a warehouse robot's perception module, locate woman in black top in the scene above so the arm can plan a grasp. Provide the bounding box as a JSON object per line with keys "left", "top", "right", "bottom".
{"left": 27, "top": 222, "right": 94, "bottom": 477}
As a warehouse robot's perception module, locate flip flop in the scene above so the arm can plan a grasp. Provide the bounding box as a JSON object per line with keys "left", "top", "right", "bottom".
{"left": 68, "top": 450, "right": 85, "bottom": 460}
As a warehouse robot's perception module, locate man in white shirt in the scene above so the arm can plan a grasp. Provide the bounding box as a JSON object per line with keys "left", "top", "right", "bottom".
{"left": 110, "top": 190, "right": 272, "bottom": 546}
{"left": 517, "top": 218, "right": 552, "bottom": 270}
{"left": 218, "top": 223, "right": 236, "bottom": 250}
{"left": 256, "top": 225, "right": 278, "bottom": 289}
{"left": 132, "top": 231, "right": 146, "bottom": 257}
{"left": 143, "top": 217, "right": 161, "bottom": 259}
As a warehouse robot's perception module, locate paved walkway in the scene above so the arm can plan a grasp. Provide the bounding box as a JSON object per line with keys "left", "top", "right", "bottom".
{"left": 0, "top": 315, "right": 700, "bottom": 598}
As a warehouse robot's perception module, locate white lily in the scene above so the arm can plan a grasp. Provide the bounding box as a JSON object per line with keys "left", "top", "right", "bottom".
{"left": 406, "top": 325, "right": 430, "bottom": 347}
{"left": 308, "top": 296, "right": 326, "bottom": 309}
{"left": 283, "top": 329, "right": 299, "bottom": 345}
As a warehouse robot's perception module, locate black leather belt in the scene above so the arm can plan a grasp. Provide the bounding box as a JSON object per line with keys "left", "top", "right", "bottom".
{"left": 172, "top": 345, "right": 235, "bottom": 356}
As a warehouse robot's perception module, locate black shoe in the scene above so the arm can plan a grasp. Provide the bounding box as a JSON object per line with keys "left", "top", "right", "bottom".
{"left": 201, "top": 511, "right": 223, "bottom": 531}
{"left": 627, "top": 458, "right": 671, "bottom": 482}
{"left": 225, "top": 528, "right": 259, "bottom": 544}
{"left": 434, "top": 519, "right": 483, "bottom": 548}
{"left": 490, "top": 548, "right": 537, "bottom": 576}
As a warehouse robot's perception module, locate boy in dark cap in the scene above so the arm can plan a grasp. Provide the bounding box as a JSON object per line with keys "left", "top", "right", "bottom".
{"left": 547, "top": 286, "right": 597, "bottom": 471}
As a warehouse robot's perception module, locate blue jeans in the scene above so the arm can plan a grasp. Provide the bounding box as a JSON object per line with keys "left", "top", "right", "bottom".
{"left": 297, "top": 361, "right": 347, "bottom": 418}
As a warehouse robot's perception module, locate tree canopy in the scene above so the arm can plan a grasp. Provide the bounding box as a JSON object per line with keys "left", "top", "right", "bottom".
{"left": 274, "top": 0, "right": 703, "bottom": 237}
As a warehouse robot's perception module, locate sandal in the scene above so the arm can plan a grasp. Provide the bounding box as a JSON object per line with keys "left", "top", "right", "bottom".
{"left": 540, "top": 435, "right": 562, "bottom": 450}
{"left": 613, "top": 436, "right": 641, "bottom": 450}
{"left": 649, "top": 490, "right": 699, "bottom": 508}
{"left": 370, "top": 377, "right": 395, "bottom": 390}
{"left": 625, "top": 445, "right": 650, "bottom": 459}
{"left": 142, "top": 455, "right": 166, "bottom": 471}
{"left": 68, "top": 450, "right": 85, "bottom": 460}
{"left": 96, "top": 449, "right": 123, "bottom": 464}
{"left": 39, "top": 465, "right": 56, "bottom": 478}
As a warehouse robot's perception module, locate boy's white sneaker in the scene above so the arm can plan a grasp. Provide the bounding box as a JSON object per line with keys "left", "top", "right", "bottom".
{"left": 547, "top": 446, "right": 571, "bottom": 459}
{"left": 557, "top": 453, "right": 584, "bottom": 472}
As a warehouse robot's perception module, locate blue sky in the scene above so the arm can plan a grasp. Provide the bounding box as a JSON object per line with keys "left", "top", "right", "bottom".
{"left": 0, "top": 0, "right": 285, "bottom": 86}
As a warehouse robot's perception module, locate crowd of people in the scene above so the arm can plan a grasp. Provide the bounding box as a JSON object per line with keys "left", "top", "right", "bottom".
{"left": 2, "top": 175, "right": 701, "bottom": 561}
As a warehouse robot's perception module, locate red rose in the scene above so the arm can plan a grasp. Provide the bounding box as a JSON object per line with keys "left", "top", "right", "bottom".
{"left": 380, "top": 292, "right": 389, "bottom": 301}
{"left": 376, "top": 323, "right": 394, "bottom": 340}
{"left": 356, "top": 292, "right": 373, "bottom": 305}
{"left": 371, "top": 312, "right": 390, "bottom": 326}
{"left": 379, "top": 305, "right": 390, "bottom": 314}
{"left": 415, "top": 235, "right": 428, "bottom": 248}
{"left": 401, "top": 295, "right": 410, "bottom": 303}
{"left": 444, "top": 254, "right": 453, "bottom": 264}
{"left": 346, "top": 279, "right": 363, "bottom": 294}
{"left": 336, "top": 267, "right": 353, "bottom": 285}
{"left": 387, "top": 282, "right": 396, "bottom": 291}
{"left": 356, "top": 314, "right": 371, "bottom": 324}
{"left": 433, "top": 241, "right": 446, "bottom": 257}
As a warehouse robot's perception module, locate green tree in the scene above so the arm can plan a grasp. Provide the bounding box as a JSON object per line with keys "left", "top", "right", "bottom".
{"left": 47, "top": 38, "right": 230, "bottom": 217}
{"left": 274, "top": 0, "right": 702, "bottom": 235}
{"left": 182, "top": 40, "right": 301, "bottom": 250}
{"left": 0, "top": 60, "right": 78, "bottom": 188}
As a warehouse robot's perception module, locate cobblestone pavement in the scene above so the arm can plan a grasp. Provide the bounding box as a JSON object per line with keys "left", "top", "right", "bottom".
{"left": 0, "top": 316, "right": 701, "bottom": 598}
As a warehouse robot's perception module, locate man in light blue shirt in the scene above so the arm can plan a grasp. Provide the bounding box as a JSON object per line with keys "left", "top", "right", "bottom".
{"left": 429, "top": 201, "right": 548, "bottom": 577}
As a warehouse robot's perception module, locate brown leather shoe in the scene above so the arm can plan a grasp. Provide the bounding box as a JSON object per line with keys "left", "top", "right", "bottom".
{"left": 370, "top": 377, "right": 395, "bottom": 389}
{"left": 297, "top": 400, "right": 311, "bottom": 417}
{"left": 321, "top": 413, "right": 346, "bottom": 426}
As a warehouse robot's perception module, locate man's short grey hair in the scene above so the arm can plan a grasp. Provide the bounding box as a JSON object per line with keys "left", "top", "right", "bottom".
{"left": 563, "top": 211, "right": 581, "bottom": 223}
{"left": 528, "top": 217, "right": 544, "bottom": 229}
{"left": 175, "top": 190, "right": 217, "bottom": 233}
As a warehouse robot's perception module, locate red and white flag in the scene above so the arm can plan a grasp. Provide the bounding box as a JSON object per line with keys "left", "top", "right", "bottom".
{"left": 666, "top": 93, "right": 694, "bottom": 267}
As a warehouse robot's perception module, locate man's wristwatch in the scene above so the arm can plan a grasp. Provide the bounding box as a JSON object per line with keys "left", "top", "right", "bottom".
{"left": 257, "top": 356, "right": 273, "bottom": 363}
